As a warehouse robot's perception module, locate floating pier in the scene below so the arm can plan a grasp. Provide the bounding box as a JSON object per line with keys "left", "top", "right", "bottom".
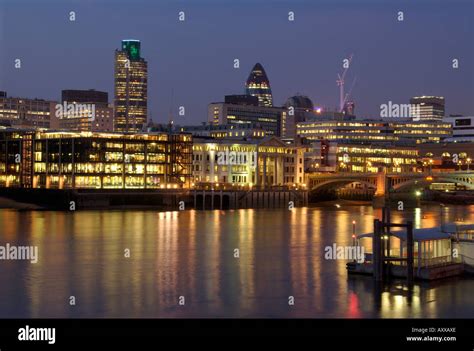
{"left": 347, "top": 214, "right": 465, "bottom": 281}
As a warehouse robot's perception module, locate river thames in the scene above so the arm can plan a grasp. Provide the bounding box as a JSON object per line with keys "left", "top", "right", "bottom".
{"left": 0, "top": 204, "right": 473, "bottom": 318}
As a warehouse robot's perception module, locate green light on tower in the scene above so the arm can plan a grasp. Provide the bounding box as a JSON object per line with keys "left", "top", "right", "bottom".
{"left": 122, "top": 40, "right": 141, "bottom": 60}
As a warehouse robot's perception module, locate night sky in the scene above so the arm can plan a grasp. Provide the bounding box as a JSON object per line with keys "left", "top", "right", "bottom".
{"left": 1, "top": 0, "right": 473, "bottom": 123}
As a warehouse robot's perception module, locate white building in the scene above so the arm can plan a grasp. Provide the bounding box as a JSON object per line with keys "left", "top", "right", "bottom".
{"left": 444, "top": 116, "right": 474, "bottom": 142}
{"left": 192, "top": 136, "right": 305, "bottom": 187}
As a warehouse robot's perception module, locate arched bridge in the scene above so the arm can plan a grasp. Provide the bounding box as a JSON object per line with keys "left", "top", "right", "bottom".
{"left": 308, "top": 171, "right": 474, "bottom": 195}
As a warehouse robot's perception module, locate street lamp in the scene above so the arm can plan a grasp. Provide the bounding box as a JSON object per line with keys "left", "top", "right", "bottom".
{"left": 467, "top": 158, "right": 471, "bottom": 171}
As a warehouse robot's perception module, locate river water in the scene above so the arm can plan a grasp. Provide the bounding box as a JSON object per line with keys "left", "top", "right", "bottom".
{"left": 0, "top": 204, "right": 473, "bottom": 318}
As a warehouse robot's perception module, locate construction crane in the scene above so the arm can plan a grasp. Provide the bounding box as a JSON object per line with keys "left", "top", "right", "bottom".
{"left": 336, "top": 53, "right": 354, "bottom": 112}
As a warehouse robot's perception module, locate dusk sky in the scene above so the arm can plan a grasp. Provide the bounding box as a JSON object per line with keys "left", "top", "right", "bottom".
{"left": 1, "top": 0, "right": 473, "bottom": 123}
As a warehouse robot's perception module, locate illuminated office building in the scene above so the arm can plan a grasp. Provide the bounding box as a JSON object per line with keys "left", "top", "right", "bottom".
{"left": 114, "top": 40, "right": 148, "bottom": 132}
{"left": 305, "top": 141, "right": 419, "bottom": 174}
{"left": 208, "top": 102, "right": 285, "bottom": 137}
{"left": 0, "top": 92, "right": 57, "bottom": 129}
{"left": 50, "top": 89, "right": 114, "bottom": 132}
{"left": 0, "top": 129, "right": 192, "bottom": 189}
{"left": 179, "top": 123, "right": 268, "bottom": 139}
{"left": 296, "top": 119, "right": 452, "bottom": 144}
{"left": 245, "top": 63, "right": 273, "bottom": 107}
{"left": 335, "top": 143, "right": 419, "bottom": 173}
{"left": 409, "top": 96, "right": 445, "bottom": 121}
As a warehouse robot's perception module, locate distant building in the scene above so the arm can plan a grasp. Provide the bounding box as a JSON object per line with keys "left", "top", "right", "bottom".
{"left": 305, "top": 109, "right": 354, "bottom": 121}
{"left": 444, "top": 115, "right": 474, "bottom": 142}
{"left": 245, "top": 63, "right": 273, "bottom": 107}
{"left": 224, "top": 94, "right": 258, "bottom": 106}
{"left": 335, "top": 142, "right": 419, "bottom": 173}
{"left": 62, "top": 89, "right": 108, "bottom": 108}
{"left": 178, "top": 123, "right": 268, "bottom": 139}
{"left": 283, "top": 95, "right": 315, "bottom": 139}
{"left": 208, "top": 101, "right": 286, "bottom": 137}
{"left": 409, "top": 96, "right": 445, "bottom": 121}
{"left": 296, "top": 119, "right": 452, "bottom": 144}
{"left": 50, "top": 89, "right": 114, "bottom": 132}
{"left": 114, "top": 40, "right": 148, "bottom": 132}
{"left": 0, "top": 92, "right": 57, "bottom": 129}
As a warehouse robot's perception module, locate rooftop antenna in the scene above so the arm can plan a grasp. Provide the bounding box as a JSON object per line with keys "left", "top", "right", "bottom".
{"left": 336, "top": 53, "right": 354, "bottom": 112}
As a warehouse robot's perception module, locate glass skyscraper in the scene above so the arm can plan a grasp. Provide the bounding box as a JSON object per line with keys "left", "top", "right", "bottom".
{"left": 245, "top": 63, "right": 273, "bottom": 107}
{"left": 114, "top": 40, "right": 148, "bottom": 132}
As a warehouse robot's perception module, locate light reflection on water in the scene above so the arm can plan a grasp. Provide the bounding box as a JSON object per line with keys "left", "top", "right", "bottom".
{"left": 0, "top": 204, "right": 473, "bottom": 318}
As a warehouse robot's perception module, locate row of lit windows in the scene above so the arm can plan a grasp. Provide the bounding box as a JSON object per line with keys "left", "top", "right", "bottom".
{"left": 33, "top": 162, "right": 166, "bottom": 174}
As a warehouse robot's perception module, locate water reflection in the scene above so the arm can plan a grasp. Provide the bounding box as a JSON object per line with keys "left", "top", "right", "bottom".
{"left": 0, "top": 205, "right": 473, "bottom": 318}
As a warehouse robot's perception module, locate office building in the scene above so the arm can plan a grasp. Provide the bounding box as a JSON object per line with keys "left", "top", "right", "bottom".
{"left": 245, "top": 63, "right": 273, "bottom": 107}
{"left": 283, "top": 95, "right": 315, "bottom": 139}
{"left": 444, "top": 115, "right": 474, "bottom": 142}
{"left": 0, "top": 92, "right": 57, "bottom": 129}
{"left": 335, "top": 142, "right": 419, "bottom": 173}
{"left": 114, "top": 40, "right": 148, "bottom": 132}
{"left": 224, "top": 95, "right": 258, "bottom": 106}
{"left": 62, "top": 89, "right": 108, "bottom": 107}
{"left": 208, "top": 102, "right": 285, "bottom": 137}
{"left": 0, "top": 128, "right": 192, "bottom": 189}
{"left": 179, "top": 123, "right": 268, "bottom": 139}
{"left": 409, "top": 96, "right": 445, "bottom": 121}
{"left": 296, "top": 119, "right": 452, "bottom": 144}
{"left": 50, "top": 89, "right": 114, "bottom": 132}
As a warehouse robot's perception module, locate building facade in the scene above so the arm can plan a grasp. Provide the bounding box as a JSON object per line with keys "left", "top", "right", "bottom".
{"left": 409, "top": 96, "right": 445, "bottom": 121}
{"left": 0, "top": 129, "right": 192, "bottom": 189}
{"left": 50, "top": 89, "right": 114, "bottom": 132}
{"left": 296, "top": 119, "right": 452, "bottom": 144}
{"left": 62, "top": 89, "right": 108, "bottom": 107}
{"left": 0, "top": 93, "right": 57, "bottom": 129}
{"left": 444, "top": 115, "right": 474, "bottom": 142}
{"left": 335, "top": 143, "right": 419, "bottom": 173}
{"left": 283, "top": 95, "right": 316, "bottom": 139}
{"left": 192, "top": 137, "right": 305, "bottom": 187}
{"left": 179, "top": 123, "right": 268, "bottom": 140}
{"left": 208, "top": 102, "right": 285, "bottom": 137}
{"left": 114, "top": 40, "right": 148, "bottom": 132}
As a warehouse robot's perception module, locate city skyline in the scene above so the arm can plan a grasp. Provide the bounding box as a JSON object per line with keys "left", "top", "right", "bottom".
{"left": 2, "top": 2, "right": 474, "bottom": 341}
{"left": 1, "top": 0, "right": 473, "bottom": 124}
